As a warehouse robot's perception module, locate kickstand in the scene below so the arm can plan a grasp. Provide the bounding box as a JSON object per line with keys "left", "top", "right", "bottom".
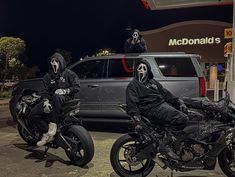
{"left": 43, "top": 146, "right": 50, "bottom": 158}
{"left": 170, "top": 170, "right": 173, "bottom": 177}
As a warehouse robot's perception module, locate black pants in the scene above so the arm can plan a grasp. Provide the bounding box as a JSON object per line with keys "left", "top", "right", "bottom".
{"left": 29, "top": 95, "right": 69, "bottom": 133}
{"left": 143, "top": 102, "right": 188, "bottom": 131}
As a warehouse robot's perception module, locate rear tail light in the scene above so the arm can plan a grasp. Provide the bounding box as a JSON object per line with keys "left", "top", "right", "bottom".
{"left": 199, "top": 77, "right": 206, "bottom": 97}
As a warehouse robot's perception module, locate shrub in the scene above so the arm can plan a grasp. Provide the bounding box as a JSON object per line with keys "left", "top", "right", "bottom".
{"left": 0, "top": 90, "right": 11, "bottom": 98}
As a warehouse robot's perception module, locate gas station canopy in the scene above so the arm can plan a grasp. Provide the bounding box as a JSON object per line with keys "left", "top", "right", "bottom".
{"left": 145, "top": 0, "right": 233, "bottom": 10}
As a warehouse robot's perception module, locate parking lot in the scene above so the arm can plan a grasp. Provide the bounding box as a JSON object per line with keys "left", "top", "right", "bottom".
{"left": 0, "top": 105, "right": 228, "bottom": 177}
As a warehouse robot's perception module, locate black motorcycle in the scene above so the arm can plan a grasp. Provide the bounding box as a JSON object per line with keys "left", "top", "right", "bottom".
{"left": 16, "top": 91, "right": 94, "bottom": 166}
{"left": 110, "top": 93, "right": 235, "bottom": 177}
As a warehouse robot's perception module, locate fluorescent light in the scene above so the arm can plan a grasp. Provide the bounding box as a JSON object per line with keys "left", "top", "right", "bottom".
{"left": 159, "top": 65, "right": 166, "bottom": 68}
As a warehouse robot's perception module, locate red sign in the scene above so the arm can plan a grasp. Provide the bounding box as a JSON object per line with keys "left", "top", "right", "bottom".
{"left": 141, "top": 0, "right": 149, "bottom": 10}
{"left": 224, "top": 42, "right": 232, "bottom": 57}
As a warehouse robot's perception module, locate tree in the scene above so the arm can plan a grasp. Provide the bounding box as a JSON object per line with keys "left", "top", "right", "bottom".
{"left": 0, "top": 37, "right": 26, "bottom": 90}
{"left": 95, "top": 48, "right": 112, "bottom": 57}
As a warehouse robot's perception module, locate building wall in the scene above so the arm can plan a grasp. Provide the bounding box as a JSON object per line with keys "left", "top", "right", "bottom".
{"left": 141, "top": 20, "right": 232, "bottom": 63}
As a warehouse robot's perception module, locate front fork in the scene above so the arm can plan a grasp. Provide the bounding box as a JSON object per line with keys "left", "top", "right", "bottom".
{"left": 55, "top": 133, "right": 73, "bottom": 152}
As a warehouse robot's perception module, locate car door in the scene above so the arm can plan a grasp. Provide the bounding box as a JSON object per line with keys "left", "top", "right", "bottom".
{"left": 99, "top": 57, "right": 139, "bottom": 117}
{"left": 71, "top": 59, "right": 106, "bottom": 117}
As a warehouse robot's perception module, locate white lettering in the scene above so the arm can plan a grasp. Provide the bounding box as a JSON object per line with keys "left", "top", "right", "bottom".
{"left": 168, "top": 39, "right": 177, "bottom": 46}
{"left": 208, "top": 37, "right": 214, "bottom": 44}
{"left": 168, "top": 37, "right": 221, "bottom": 46}
{"left": 215, "top": 38, "right": 221, "bottom": 44}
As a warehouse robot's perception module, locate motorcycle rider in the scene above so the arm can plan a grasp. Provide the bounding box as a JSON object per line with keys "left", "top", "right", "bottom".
{"left": 126, "top": 60, "right": 188, "bottom": 160}
{"left": 29, "top": 52, "right": 80, "bottom": 146}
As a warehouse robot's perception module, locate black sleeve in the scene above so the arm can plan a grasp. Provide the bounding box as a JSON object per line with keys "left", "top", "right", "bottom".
{"left": 124, "top": 39, "right": 133, "bottom": 53}
{"left": 126, "top": 83, "right": 140, "bottom": 117}
{"left": 154, "top": 80, "right": 181, "bottom": 107}
{"left": 136, "top": 38, "right": 147, "bottom": 53}
{"left": 68, "top": 70, "right": 80, "bottom": 95}
{"left": 39, "top": 74, "right": 52, "bottom": 100}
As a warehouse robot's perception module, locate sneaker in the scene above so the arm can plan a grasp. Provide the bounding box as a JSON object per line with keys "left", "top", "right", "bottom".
{"left": 159, "top": 144, "right": 180, "bottom": 161}
{"left": 37, "top": 133, "right": 50, "bottom": 146}
{"left": 48, "top": 122, "right": 57, "bottom": 137}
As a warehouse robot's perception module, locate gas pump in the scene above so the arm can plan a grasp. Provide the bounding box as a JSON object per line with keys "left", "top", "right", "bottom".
{"left": 223, "top": 0, "right": 234, "bottom": 102}
{"left": 224, "top": 0, "right": 234, "bottom": 102}
{"left": 224, "top": 42, "right": 234, "bottom": 101}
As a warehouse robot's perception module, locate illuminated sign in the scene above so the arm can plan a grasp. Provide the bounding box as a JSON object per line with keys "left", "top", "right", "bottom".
{"left": 168, "top": 37, "right": 221, "bottom": 46}
{"left": 224, "top": 42, "right": 232, "bottom": 57}
{"left": 224, "top": 28, "right": 233, "bottom": 39}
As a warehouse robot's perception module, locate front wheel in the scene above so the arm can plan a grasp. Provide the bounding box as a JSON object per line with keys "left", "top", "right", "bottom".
{"left": 110, "top": 134, "right": 155, "bottom": 177}
{"left": 65, "top": 125, "right": 94, "bottom": 166}
{"left": 218, "top": 147, "right": 235, "bottom": 177}
{"left": 17, "top": 123, "right": 40, "bottom": 146}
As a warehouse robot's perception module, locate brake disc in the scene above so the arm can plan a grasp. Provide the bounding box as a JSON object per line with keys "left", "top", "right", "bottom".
{"left": 124, "top": 147, "right": 141, "bottom": 166}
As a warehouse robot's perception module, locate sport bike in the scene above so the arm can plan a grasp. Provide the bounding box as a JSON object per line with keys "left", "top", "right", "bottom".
{"left": 16, "top": 91, "right": 94, "bottom": 166}
{"left": 110, "top": 93, "right": 235, "bottom": 177}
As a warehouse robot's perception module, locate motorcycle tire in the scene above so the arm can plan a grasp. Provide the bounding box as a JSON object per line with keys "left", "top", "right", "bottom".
{"left": 65, "top": 125, "right": 94, "bottom": 166}
{"left": 110, "top": 134, "right": 155, "bottom": 177}
{"left": 218, "top": 147, "right": 235, "bottom": 177}
{"left": 17, "top": 123, "right": 39, "bottom": 146}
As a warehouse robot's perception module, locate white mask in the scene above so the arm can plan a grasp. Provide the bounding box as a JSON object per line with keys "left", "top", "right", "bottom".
{"left": 137, "top": 63, "right": 148, "bottom": 83}
{"left": 132, "top": 31, "right": 139, "bottom": 41}
{"left": 50, "top": 58, "right": 60, "bottom": 74}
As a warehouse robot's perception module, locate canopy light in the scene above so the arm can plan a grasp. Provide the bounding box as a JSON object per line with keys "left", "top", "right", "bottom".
{"left": 145, "top": 0, "right": 233, "bottom": 10}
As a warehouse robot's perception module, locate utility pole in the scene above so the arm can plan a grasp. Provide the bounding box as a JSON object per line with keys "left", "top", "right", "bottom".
{"left": 227, "top": 0, "right": 235, "bottom": 102}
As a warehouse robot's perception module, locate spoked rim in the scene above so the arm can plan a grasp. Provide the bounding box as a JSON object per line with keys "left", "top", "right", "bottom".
{"left": 115, "top": 139, "right": 153, "bottom": 174}
{"left": 66, "top": 132, "right": 85, "bottom": 161}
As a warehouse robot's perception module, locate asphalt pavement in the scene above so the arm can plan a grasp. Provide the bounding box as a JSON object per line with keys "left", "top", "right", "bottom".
{"left": 0, "top": 105, "right": 228, "bottom": 177}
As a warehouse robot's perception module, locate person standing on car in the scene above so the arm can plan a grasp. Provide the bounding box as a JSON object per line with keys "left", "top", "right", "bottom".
{"left": 124, "top": 29, "right": 147, "bottom": 53}
{"left": 29, "top": 52, "right": 80, "bottom": 146}
{"left": 126, "top": 59, "right": 188, "bottom": 160}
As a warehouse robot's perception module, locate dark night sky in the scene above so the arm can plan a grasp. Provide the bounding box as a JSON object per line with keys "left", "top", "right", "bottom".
{"left": 0, "top": 0, "right": 233, "bottom": 73}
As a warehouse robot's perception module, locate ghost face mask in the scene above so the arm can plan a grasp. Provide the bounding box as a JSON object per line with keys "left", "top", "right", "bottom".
{"left": 50, "top": 58, "right": 60, "bottom": 74}
{"left": 132, "top": 31, "right": 139, "bottom": 41}
{"left": 137, "top": 63, "right": 148, "bottom": 83}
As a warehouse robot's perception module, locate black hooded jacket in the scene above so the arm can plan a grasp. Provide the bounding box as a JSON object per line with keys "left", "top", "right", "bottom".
{"left": 40, "top": 52, "right": 80, "bottom": 99}
{"left": 126, "top": 60, "right": 181, "bottom": 117}
{"left": 124, "top": 29, "right": 147, "bottom": 53}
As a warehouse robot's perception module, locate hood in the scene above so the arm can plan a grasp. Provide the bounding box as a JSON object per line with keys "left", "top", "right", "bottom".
{"left": 131, "top": 29, "right": 142, "bottom": 39}
{"left": 135, "top": 59, "right": 154, "bottom": 80}
{"left": 49, "top": 52, "right": 66, "bottom": 74}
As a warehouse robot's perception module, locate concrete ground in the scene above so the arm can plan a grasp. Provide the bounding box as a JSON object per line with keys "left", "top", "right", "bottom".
{"left": 0, "top": 105, "right": 228, "bottom": 177}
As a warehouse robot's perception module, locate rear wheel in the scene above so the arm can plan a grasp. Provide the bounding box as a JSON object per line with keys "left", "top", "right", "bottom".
{"left": 218, "top": 147, "right": 235, "bottom": 177}
{"left": 65, "top": 125, "right": 94, "bottom": 166}
{"left": 110, "top": 134, "right": 155, "bottom": 177}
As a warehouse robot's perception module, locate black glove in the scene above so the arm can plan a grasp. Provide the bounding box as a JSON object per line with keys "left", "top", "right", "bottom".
{"left": 133, "top": 115, "right": 142, "bottom": 122}
{"left": 132, "top": 115, "right": 148, "bottom": 132}
{"left": 180, "top": 103, "right": 188, "bottom": 114}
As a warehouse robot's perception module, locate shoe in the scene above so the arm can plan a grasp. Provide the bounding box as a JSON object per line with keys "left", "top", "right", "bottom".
{"left": 48, "top": 122, "right": 57, "bottom": 137}
{"left": 37, "top": 133, "right": 50, "bottom": 146}
{"left": 159, "top": 144, "right": 180, "bottom": 161}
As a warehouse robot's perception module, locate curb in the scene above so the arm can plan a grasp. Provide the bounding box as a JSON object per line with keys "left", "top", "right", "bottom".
{"left": 0, "top": 99, "right": 10, "bottom": 107}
